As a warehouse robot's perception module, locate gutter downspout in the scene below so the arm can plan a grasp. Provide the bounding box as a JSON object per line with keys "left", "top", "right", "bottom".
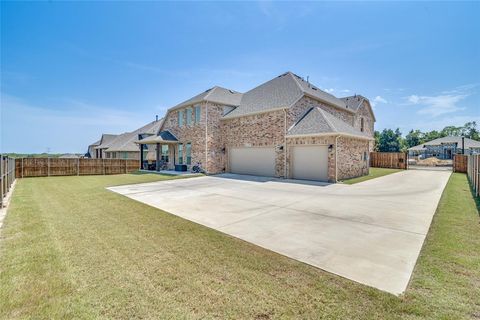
{"left": 205, "top": 102, "right": 208, "bottom": 173}
{"left": 283, "top": 108, "right": 288, "bottom": 178}
{"left": 335, "top": 135, "right": 340, "bottom": 182}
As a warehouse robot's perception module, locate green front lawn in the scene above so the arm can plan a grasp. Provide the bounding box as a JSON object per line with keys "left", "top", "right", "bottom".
{"left": 0, "top": 173, "right": 479, "bottom": 319}
{"left": 342, "top": 167, "right": 403, "bottom": 184}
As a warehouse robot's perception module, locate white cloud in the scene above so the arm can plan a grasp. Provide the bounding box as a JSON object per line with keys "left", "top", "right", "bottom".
{"left": 370, "top": 95, "right": 388, "bottom": 108}
{"left": 406, "top": 94, "right": 467, "bottom": 116}
{"left": 399, "top": 115, "right": 480, "bottom": 133}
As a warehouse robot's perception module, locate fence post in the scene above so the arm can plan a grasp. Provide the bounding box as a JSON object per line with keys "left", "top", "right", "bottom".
{"left": 48, "top": 157, "right": 50, "bottom": 177}
{"left": 103, "top": 158, "right": 105, "bottom": 175}
{"left": 77, "top": 158, "right": 80, "bottom": 176}
{"left": 21, "top": 158, "right": 24, "bottom": 178}
{"left": 125, "top": 159, "right": 127, "bottom": 174}
{"left": 1, "top": 156, "right": 4, "bottom": 209}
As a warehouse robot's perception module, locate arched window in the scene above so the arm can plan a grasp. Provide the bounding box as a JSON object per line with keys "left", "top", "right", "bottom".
{"left": 360, "top": 117, "right": 365, "bottom": 132}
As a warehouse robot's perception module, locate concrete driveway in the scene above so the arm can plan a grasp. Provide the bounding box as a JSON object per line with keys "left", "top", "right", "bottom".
{"left": 108, "top": 170, "right": 451, "bottom": 295}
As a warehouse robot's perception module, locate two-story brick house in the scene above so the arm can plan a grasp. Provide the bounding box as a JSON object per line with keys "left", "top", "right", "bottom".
{"left": 138, "top": 72, "right": 375, "bottom": 182}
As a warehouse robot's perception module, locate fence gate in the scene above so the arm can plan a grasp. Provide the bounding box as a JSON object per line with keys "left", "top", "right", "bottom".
{"left": 406, "top": 152, "right": 453, "bottom": 171}
{"left": 369, "top": 152, "right": 408, "bottom": 169}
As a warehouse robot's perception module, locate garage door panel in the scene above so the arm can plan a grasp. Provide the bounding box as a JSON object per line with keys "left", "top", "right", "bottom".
{"left": 229, "top": 147, "right": 276, "bottom": 177}
{"left": 291, "top": 145, "right": 328, "bottom": 181}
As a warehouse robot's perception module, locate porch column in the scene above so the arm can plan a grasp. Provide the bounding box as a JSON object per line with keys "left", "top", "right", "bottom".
{"left": 156, "top": 143, "right": 160, "bottom": 171}
{"left": 140, "top": 144, "right": 144, "bottom": 170}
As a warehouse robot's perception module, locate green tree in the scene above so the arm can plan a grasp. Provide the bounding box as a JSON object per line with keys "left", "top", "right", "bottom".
{"left": 423, "top": 130, "right": 441, "bottom": 142}
{"left": 377, "top": 128, "right": 403, "bottom": 152}
{"left": 463, "top": 121, "right": 479, "bottom": 140}
{"left": 441, "top": 126, "right": 462, "bottom": 137}
{"left": 405, "top": 130, "right": 424, "bottom": 148}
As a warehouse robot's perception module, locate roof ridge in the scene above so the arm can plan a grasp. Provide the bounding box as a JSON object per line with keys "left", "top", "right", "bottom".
{"left": 316, "top": 107, "right": 337, "bottom": 132}
{"left": 203, "top": 86, "right": 217, "bottom": 101}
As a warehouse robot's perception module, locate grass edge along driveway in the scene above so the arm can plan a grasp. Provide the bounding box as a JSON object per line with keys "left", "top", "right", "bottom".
{"left": 0, "top": 173, "right": 479, "bottom": 319}
{"left": 341, "top": 167, "right": 403, "bottom": 184}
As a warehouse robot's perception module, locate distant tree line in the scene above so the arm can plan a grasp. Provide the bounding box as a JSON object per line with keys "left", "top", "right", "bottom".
{"left": 375, "top": 121, "right": 479, "bottom": 152}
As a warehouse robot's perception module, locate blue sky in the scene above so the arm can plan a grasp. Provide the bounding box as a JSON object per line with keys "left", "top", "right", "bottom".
{"left": 1, "top": 1, "right": 479, "bottom": 153}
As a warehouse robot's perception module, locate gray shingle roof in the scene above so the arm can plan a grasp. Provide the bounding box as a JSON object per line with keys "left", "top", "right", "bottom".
{"left": 287, "top": 107, "right": 371, "bottom": 139}
{"left": 88, "top": 140, "right": 101, "bottom": 147}
{"left": 136, "top": 130, "right": 178, "bottom": 144}
{"left": 223, "top": 72, "right": 350, "bottom": 119}
{"left": 340, "top": 95, "right": 365, "bottom": 111}
{"left": 95, "top": 134, "right": 119, "bottom": 149}
{"left": 104, "top": 119, "right": 164, "bottom": 152}
{"left": 171, "top": 86, "right": 242, "bottom": 110}
{"left": 408, "top": 136, "right": 480, "bottom": 151}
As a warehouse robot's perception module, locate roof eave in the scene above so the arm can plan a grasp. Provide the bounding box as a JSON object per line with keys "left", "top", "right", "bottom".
{"left": 287, "top": 132, "right": 374, "bottom": 141}
{"left": 221, "top": 107, "right": 288, "bottom": 120}
{"left": 302, "top": 92, "right": 354, "bottom": 114}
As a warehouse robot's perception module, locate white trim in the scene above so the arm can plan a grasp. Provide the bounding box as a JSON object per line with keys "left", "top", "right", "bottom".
{"left": 221, "top": 107, "right": 286, "bottom": 120}
{"left": 286, "top": 132, "right": 374, "bottom": 141}
{"left": 205, "top": 102, "right": 208, "bottom": 172}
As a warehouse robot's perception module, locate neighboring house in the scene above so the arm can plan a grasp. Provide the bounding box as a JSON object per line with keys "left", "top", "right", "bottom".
{"left": 408, "top": 136, "right": 480, "bottom": 159}
{"left": 88, "top": 119, "right": 163, "bottom": 160}
{"left": 91, "top": 134, "right": 118, "bottom": 159}
{"left": 59, "top": 153, "right": 82, "bottom": 159}
{"left": 86, "top": 140, "right": 101, "bottom": 158}
{"left": 138, "top": 72, "right": 375, "bottom": 182}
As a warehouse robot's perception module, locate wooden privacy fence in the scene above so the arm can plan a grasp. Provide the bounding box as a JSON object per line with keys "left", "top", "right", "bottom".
{"left": 1, "top": 156, "right": 16, "bottom": 208}
{"left": 467, "top": 154, "right": 480, "bottom": 197}
{"left": 370, "top": 152, "right": 408, "bottom": 169}
{"left": 453, "top": 154, "right": 468, "bottom": 173}
{"left": 15, "top": 158, "right": 140, "bottom": 178}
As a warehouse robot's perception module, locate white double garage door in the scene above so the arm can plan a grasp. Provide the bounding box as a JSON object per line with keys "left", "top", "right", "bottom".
{"left": 229, "top": 145, "right": 329, "bottom": 181}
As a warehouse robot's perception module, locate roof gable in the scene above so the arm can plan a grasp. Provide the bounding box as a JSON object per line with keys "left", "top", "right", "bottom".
{"left": 223, "top": 72, "right": 350, "bottom": 119}
{"left": 340, "top": 95, "right": 376, "bottom": 122}
{"left": 171, "top": 86, "right": 242, "bottom": 110}
{"left": 287, "top": 107, "right": 371, "bottom": 139}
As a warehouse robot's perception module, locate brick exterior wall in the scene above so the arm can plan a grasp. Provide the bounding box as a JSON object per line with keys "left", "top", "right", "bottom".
{"left": 336, "top": 136, "right": 370, "bottom": 180}
{"left": 221, "top": 110, "right": 286, "bottom": 177}
{"left": 352, "top": 100, "right": 375, "bottom": 152}
{"left": 156, "top": 95, "right": 373, "bottom": 181}
{"left": 289, "top": 96, "right": 355, "bottom": 126}
{"left": 160, "top": 102, "right": 226, "bottom": 173}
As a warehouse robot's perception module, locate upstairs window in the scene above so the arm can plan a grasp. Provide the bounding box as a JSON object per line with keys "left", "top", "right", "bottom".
{"left": 186, "top": 142, "right": 192, "bottom": 165}
{"left": 178, "top": 144, "right": 183, "bottom": 164}
{"left": 186, "top": 108, "right": 193, "bottom": 126}
{"left": 178, "top": 110, "right": 184, "bottom": 127}
{"left": 360, "top": 118, "right": 365, "bottom": 132}
{"left": 194, "top": 105, "right": 201, "bottom": 123}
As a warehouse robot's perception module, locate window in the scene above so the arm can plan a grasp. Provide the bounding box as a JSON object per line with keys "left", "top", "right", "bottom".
{"left": 186, "top": 142, "right": 191, "bottom": 165}
{"left": 360, "top": 118, "right": 365, "bottom": 132}
{"left": 161, "top": 145, "right": 169, "bottom": 162}
{"left": 194, "top": 105, "right": 201, "bottom": 123}
{"left": 178, "top": 144, "right": 183, "bottom": 164}
{"left": 122, "top": 152, "right": 128, "bottom": 159}
{"left": 178, "top": 110, "right": 184, "bottom": 127}
{"left": 186, "top": 108, "right": 192, "bottom": 126}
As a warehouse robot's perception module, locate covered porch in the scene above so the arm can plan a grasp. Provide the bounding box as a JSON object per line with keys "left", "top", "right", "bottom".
{"left": 136, "top": 131, "right": 185, "bottom": 173}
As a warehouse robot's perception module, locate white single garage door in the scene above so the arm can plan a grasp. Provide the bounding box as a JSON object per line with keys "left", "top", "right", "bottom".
{"left": 291, "top": 145, "right": 329, "bottom": 181}
{"left": 229, "top": 147, "right": 276, "bottom": 177}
